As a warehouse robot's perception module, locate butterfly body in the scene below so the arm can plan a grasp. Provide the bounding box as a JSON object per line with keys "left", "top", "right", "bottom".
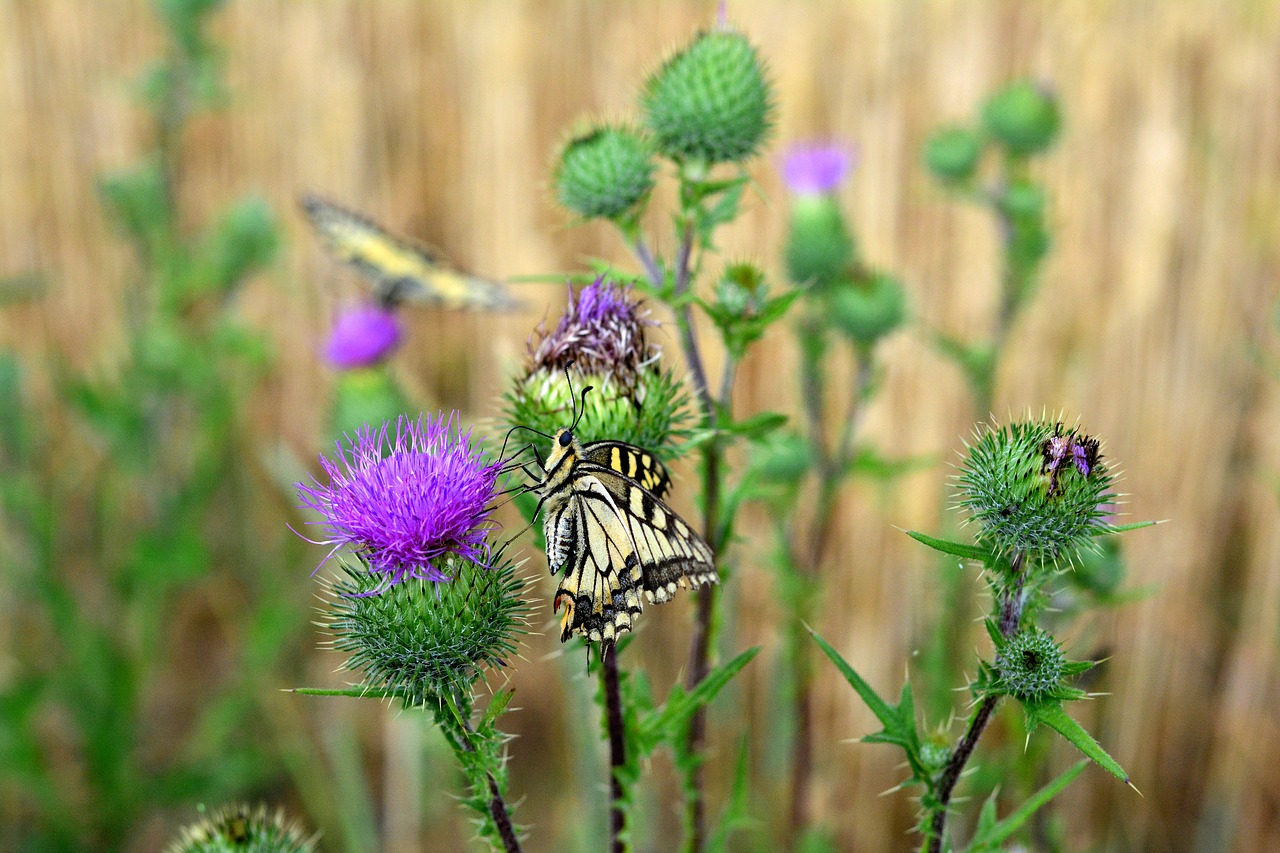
{"left": 301, "top": 194, "right": 518, "bottom": 310}
{"left": 537, "top": 428, "right": 717, "bottom": 644}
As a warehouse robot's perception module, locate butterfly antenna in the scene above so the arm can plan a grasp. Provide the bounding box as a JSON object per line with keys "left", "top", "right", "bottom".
{"left": 563, "top": 363, "right": 593, "bottom": 432}
{"left": 499, "top": 424, "right": 553, "bottom": 464}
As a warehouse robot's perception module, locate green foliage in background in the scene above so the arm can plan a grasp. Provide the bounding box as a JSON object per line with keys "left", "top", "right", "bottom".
{"left": 0, "top": 2, "right": 317, "bottom": 849}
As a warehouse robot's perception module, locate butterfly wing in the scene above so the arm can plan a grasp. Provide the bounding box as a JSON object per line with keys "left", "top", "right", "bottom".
{"left": 300, "top": 194, "right": 517, "bottom": 310}
{"left": 581, "top": 440, "right": 673, "bottom": 498}
{"left": 579, "top": 462, "right": 718, "bottom": 606}
{"left": 546, "top": 474, "right": 645, "bottom": 643}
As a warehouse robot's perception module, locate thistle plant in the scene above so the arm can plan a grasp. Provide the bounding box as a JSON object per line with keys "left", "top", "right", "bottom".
{"left": 756, "top": 140, "right": 908, "bottom": 843}
{"left": 165, "top": 803, "right": 316, "bottom": 853}
{"left": 813, "top": 418, "right": 1150, "bottom": 852}
{"left": 504, "top": 278, "right": 759, "bottom": 853}
{"left": 293, "top": 412, "right": 528, "bottom": 852}
{"left": 541, "top": 18, "right": 787, "bottom": 851}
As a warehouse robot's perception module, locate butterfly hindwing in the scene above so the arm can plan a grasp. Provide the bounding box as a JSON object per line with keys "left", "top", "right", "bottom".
{"left": 579, "top": 463, "right": 717, "bottom": 604}
{"left": 300, "top": 194, "right": 517, "bottom": 310}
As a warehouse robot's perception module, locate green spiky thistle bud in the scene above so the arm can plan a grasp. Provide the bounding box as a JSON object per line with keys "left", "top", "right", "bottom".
{"left": 640, "top": 29, "right": 774, "bottom": 165}
{"left": 166, "top": 803, "right": 315, "bottom": 853}
{"left": 507, "top": 278, "right": 689, "bottom": 458}
{"left": 784, "top": 197, "right": 854, "bottom": 289}
{"left": 324, "top": 556, "right": 528, "bottom": 706}
{"left": 956, "top": 420, "right": 1115, "bottom": 562}
{"left": 981, "top": 80, "right": 1061, "bottom": 156}
{"left": 918, "top": 735, "right": 953, "bottom": 775}
{"left": 994, "top": 627, "right": 1067, "bottom": 703}
{"left": 828, "top": 272, "right": 907, "bottom": 347}
{"left": 924, "top": 125, "right": 983, "bottom": 184}
{"left": 554, "top": 124, "right": 656, "bottom": 221}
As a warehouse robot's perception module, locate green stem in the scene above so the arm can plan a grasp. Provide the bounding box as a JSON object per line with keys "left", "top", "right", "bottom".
{"left": 927, "top": 551, "right": 1027, "bottom": 853}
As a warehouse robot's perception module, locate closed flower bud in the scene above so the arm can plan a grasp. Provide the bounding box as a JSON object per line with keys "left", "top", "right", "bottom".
{"left": 924, "top": 126, "right": 983, "bottom": 183}
{"left": 166, "top": 803, "right": 315, "bottom": 853}
{"left": 956, "top": 420, "right": 1115, "bottom": 560}
{"left": 829, "top": 273, "right": 907, "bottom": 347}
{"left": 555, "top": 125, "right": 656, "bottom": 220}
{"left": 784, "top": 197, "right": 855, "bottom": 289}
{"left": 996, "top": 627, "right": 1067, "bottom": 703}
{"left": 982, "top": 80, "right": 1061, "bottom": 156}
{"left": 641, "top": 30, "right": 774, "bottom": 164}
{"left": 919, "top": 737, "right": 953, "bottom": 774}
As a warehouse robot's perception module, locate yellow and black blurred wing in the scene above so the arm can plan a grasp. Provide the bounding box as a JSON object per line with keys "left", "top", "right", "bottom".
{"left": 300, "top": 193, "right": 517, "bottom": 310}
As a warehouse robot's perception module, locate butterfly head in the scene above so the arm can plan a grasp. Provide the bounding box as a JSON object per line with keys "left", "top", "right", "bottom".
{"left": 542, "top": 427, "right": 582, "bottom": 487}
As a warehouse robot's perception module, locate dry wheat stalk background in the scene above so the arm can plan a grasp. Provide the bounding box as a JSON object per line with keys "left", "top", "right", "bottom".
{"left": 1, "top": 1, "right": 1278, "bottom": 850}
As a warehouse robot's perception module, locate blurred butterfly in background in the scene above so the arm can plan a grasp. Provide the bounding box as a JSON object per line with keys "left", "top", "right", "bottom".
{"left": 523, "top": 390, "right": 718, "bottom": 645}
{"left": 300, "top": 193, "right": 518, "bottom": 310}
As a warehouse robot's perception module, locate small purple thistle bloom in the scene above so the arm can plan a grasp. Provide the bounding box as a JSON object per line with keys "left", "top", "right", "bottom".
{"left": 297, "top": 412, "right": 500, "bottom": 589}
{"left": 782, "top": 142, "right": 855, "bottom": 195}
{"left": 527, "top": 276, "right": 656, "bottom": 386}
{"left": 324, "top": 303, "right": 403, "bottom": 369}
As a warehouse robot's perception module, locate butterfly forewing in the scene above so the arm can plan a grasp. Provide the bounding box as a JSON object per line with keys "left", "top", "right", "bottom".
{"left": 581, "top": 440, "right": 672, "bottom": 498}
{"left": 300, "top": 194, "right": 517, "bottom": 310}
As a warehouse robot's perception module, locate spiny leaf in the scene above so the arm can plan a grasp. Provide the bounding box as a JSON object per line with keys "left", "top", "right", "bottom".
{"left": 905, "top": 530, "right": 996, "bottom": 564}
{"left": 1031, "top": 702, "right": 1133, "bottom": 788}
{"left": 968, "top": 760, "right": 1087, "bottom": 850}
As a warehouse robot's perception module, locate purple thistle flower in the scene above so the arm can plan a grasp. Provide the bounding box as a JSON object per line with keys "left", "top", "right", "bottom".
{"left": 297, "top": 412, "right": 500, "bottom": 589}
{"left": 526, "top": 276, "right": 656, "bottom": 388}
{"left": 781, "top": 142, "right": 855, "bottom": 195}
{"left": 324, "top": 303, "right": 403, "bottom": 369}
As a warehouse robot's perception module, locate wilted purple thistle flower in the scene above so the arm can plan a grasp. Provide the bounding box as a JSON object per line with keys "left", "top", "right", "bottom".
{"left": 297, "top": 412, "right": 500, "bottom": 588}
{"left": 324, "top": 303, "right": 403, "bottom": 369}
{"left": 781, "top": 142, "right": 855, "bottom": 195}
{"left": 526, "top": 276, "right": 656, "bottom": 389}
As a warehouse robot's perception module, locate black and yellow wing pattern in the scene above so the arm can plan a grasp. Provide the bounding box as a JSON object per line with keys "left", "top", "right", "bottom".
{"left": 300, "top": 193, "right": 517, "bottom": 310}
{"left": 538, "top": 429, "right": 716, "bottom": 644}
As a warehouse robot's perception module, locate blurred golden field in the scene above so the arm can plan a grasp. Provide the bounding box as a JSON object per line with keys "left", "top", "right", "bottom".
{"left": 2, "top": 1, "right": 1279, "bottom": 851}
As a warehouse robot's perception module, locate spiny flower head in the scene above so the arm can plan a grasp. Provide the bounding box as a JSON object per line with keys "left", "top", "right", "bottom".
{"left": 324, "top": 555, "right": 529, "bottom": 702}
{"left": 324, "top": 302, "right": 403, "bottom": 369}
{"left": 526, "top": 277, "right": 657, "bottom": 391}
{"left": 554, "top": 124, "right": 656, "bottom": 221}
{"left": 781, "top": 142, "right": 854, "bottom": 196}
{"left": 955, "top": 419, "right": 1115, "bottom": 561}
{"left": 166, "top": 803, "right": 315, "bottom": 853}
{"left": 640, "top": 28, "right": 774, "bottom": 164}
{"left": 509, "top": 277, "right": 688, "bottom": 457}
{"left": 297, "top": 412, "right": 500, "bottom": 588}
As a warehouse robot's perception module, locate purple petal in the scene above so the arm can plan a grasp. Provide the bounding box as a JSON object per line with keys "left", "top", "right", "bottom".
{"left": 324, "top": 303, "right": 403, "bottom": 369}
{"left": 782, "top": 142, "right": 855, "bottom": 195}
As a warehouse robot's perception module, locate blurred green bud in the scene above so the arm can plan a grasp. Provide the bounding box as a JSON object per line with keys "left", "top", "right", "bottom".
{"left": 784, "top": 196, "right": 854, "bottom": 289}
{"left": 919, "top": 736, "right": 953, "bottom": 774}
{"left": 554, "top": 125, "right": 656, "bottom": 220}
{"left": 924, "top": 126, "right": 983, "bottom": 183}
{"left": 715, "top": 262, "right": 767, "bottom": 320}
{"left": 981, "top": 80, "right": 1060, "bottom": 156}
{"left": 166, "top": 803, "right": 314, "bottom": 853}
{"left": 326, "top": 557, "right": 528, "bottom": 705}
{"left": 996, "top": 628, "right": 1067, "bottom": 703}
{"left": 956, "top": 420, "right": 1115, "bottom": 561}
{"left": 641, "top": 30, "right": 774, "bottom": 164}
{"left": 330, "top": 367, "right": 411, "bottom": 441}
{"left": 829, "top": 273, "right": 906, "bottom": 347}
